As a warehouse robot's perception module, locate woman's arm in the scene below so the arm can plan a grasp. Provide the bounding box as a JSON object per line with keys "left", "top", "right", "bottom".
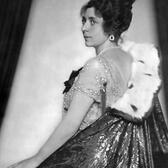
{"left": 35, "top": 91, "right": 94, "bottom": 163}
{"left": 8, "top": 58, "right": 103, "bottom": 168}
{"left": 8, "top": 91, "right": 94, "bottom": 168}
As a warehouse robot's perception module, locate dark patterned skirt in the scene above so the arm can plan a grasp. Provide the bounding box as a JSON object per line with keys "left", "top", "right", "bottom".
{"left": 37, "top": 97, "right": 168, "bottom": 168}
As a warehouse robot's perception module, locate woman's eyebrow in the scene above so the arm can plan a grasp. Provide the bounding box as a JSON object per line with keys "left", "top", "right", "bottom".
{"left": 81, "top": 15, "right": 100, "bottom": 21}
{"left": 88, "top": 16, "right": 95, "bottom": 19}
{"left": 88, "top": 16, "right": 97, "bottom": 20}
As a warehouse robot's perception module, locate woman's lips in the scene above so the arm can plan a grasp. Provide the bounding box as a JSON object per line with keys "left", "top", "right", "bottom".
{"left": 84, "top": 36, "right": 91, "bottom": 40}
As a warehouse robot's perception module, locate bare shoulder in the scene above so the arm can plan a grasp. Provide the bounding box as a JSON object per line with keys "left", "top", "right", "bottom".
{"left": 104, "top": 48, "right": 133, "bottom": 72}
{"left": 109, "top": 48, "right": 133, "bottom": 84}
{"left": 114, "top": 48, "right": 133, "bottom": 64}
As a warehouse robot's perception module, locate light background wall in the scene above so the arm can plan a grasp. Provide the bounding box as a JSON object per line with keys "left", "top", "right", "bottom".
{"left": 0, "top": 0, "right": 162, "bottom": 167}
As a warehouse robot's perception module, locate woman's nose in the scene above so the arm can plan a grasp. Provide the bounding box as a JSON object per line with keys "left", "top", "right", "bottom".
{"left": 82, "top": 22, "right": 90, "bottom": 32}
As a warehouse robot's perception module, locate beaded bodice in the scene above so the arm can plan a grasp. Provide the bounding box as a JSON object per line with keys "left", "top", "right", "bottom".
{"left": 63, "top": 48, "right": 129, "bottom": 130}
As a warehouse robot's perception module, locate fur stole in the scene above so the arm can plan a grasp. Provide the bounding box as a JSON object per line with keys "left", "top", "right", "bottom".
{"left": 112, "top": 41, "right": 161, "bottom": 119}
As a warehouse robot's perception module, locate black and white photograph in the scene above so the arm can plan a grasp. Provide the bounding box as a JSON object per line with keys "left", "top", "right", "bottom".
{"left": 0, "top": 0, "right": 168, "bottom": 167}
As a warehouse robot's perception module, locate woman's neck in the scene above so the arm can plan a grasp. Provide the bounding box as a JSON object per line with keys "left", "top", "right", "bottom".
{"left": 95, "top": 40, "right": 118, "bottom": 55}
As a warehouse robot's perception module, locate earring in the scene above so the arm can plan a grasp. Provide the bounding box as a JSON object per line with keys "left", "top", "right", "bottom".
{"left": 109, "top": 34, "right": 115, "bottom": 41}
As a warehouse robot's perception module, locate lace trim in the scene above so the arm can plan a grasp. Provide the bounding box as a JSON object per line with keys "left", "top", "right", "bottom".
{"left": 73, "top": 84, "right": 101, "bottom": 101}
{"left": 97, "top": 56, "right": 123, "bottom": 102}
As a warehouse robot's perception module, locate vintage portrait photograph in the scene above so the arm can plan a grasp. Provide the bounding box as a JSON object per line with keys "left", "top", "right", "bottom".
{"left": 0, "top": 0, "right": 168, "bottom": 167}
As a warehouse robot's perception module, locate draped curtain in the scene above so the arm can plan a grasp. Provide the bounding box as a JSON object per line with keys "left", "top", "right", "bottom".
{"left": 0, "top": 0, "right": 33, "bottom": 127}
{"left": 154, "top": 0, "right": 168, "bottom": 119}
{"left": 153, "top": 0, "right": 168, "bottom": 167}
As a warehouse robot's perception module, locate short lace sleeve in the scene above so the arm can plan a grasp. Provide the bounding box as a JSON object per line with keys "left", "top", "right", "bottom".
{"left": 73, "top": 57, "right": 107, "bottom": 102}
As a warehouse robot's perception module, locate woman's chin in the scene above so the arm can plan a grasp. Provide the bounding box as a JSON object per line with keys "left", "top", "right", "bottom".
{"left": 85, "top": 42, "right": 93, "bottom": 47}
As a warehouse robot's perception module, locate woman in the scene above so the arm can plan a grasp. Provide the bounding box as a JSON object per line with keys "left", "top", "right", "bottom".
{"left": 9, "top": 0, "right": 168, "bottom": 167}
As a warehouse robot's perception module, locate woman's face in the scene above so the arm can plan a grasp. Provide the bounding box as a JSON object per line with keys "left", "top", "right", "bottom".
{"left": 81, "top": 7, "right": 108, "bottom": 48}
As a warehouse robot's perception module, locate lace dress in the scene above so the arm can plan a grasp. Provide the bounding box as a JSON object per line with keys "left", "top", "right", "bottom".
{"left": 38, "top": 42, "right": 168, "bottom": 168}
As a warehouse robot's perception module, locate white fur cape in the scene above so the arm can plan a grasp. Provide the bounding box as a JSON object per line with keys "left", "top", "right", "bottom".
{"left": 112, "top": 41, "right": 161, "bottom": 119}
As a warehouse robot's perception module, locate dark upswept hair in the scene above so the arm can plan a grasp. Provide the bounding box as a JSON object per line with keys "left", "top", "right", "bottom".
{"left": 80, "top": 0, "right": 135, "bottom": 41}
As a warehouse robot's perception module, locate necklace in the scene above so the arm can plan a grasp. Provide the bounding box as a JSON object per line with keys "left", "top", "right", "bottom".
{"left": 97, "top": 45, "right": 120, "bottom": 57}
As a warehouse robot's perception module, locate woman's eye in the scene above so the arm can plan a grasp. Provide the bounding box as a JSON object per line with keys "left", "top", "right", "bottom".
{"left": 90, "top": 20, "right": 95, "bottom": 25}
{"left": 82, "top": 18, "right": 86, "bottom": 25}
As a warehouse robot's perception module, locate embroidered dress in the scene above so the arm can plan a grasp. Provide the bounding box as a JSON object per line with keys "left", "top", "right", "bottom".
{"left": 38, "top": 42, "right": 168, "bottom": 168}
